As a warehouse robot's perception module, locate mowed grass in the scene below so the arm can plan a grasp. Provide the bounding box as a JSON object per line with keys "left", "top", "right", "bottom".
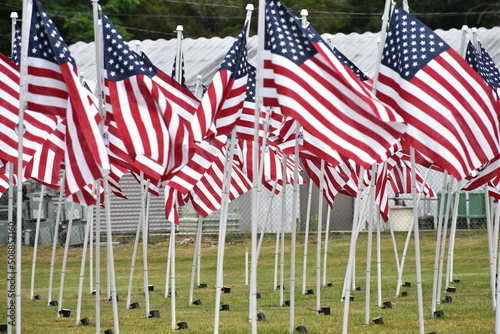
{"left": 0, "top": 229, "right": 495, "bottom": 333}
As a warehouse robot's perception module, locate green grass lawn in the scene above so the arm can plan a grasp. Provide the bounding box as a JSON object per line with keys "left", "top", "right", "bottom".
{"left": 0, "top": 229, "right": 495, "bottom": 333}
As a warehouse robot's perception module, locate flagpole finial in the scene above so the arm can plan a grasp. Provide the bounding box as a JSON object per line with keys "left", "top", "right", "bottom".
{"left": 300, "top": 9, "right": 308, "bottom": 27}
{"left": 10, "top": 12, "right": 18, "bottom": 19}
{"left": 246, "top": 4, "right": 254, "bottom": 11}
{"left": 176, "top": 25, "right": 183, "bottom": 32}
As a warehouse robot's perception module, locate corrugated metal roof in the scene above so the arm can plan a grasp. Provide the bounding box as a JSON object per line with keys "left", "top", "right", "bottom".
{"left": 70, "top": 27, "right": 500, "bottom": 92}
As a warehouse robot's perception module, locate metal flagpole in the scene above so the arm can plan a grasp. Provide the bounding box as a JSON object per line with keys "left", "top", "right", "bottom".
{"left": 251, "top": 1, "right": 266, "bottom": 331}
{"left": 289, "top": 126, "right": 301, "bottom": 333}
{"left": 279, "top": 168, "right": 286, "bottom": 307}
{"left": 7, "top": 12, "right": 17, "bottom": 334}
{"left": 16, "top": 0, "right": 33, "bottom": 331}
{"left": 484, "top": 187, "right": 496, "bottom": 310}
{"left": 364, "top": 164, "right": 377, "bottom": 324}
{"left": 436, "top": 177, "right": 454, "bottom": 307}
{"left": 214, "top": 130, "right": 238, "bottom": 334}
{"left": 47, "top": 174, "right": 65, "bottom": 306}
{"left": 341, "top": 167, "right": 366, "bottom": 334}
{"left": 125, "top": 212, "right": 142, "bottom": 308}
{"left": 410, "top": 147, "right": 425, "bottom": 334}
{"left": 315, "top": 160, "right": 325, "bottom": 314}
{"left": 376, "top": 212, "right": 382, "bottom": 308}
{"left": 445, "top": 182, "right": 462, "bottom": 288}
{"left": 322, "top": 205, "right": 332, "bottom": 287}
{"left": 395, "top": 166, "right": 433, "bottom": 296}
{"left": 188, "top": 215, "right": 203, "bottom": 305}
{"left": 104, "top": 177, "right": 120, "bottom": 333}
{"left": 30, "top": 185, "right": 45, "bottom": 300}
{"left": 140, "top": 174, "right": 151, "bottom": 318}
{"left": 256, "top": 181, "right": 278, "bottom": 260}
{"left": 431, "top": 172, "right": 450, "bottom": 315}
{"left": 57, "top": 202, "right": 75, "bottom": 316}
{"left": 301, "top": 181, "right": 313, "bottom": 294}
{"left": 169, "top": 24, "right": 184, "bottom": 330}
{"left": 76, "top": 203, "right": 94, "bottom": 324}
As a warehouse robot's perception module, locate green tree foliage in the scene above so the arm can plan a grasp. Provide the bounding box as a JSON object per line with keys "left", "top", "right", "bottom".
{"left": 0, "top": 0, "right": 498, "bottom": 59}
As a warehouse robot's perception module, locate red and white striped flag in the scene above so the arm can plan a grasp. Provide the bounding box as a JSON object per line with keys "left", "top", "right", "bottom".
{"left": 262, "top": 0, "right": 406, "bottom": 169}
{"left": 0, "top": 53, "right": 60, "bottom": 167}
{"left": 186, "top": 142, "right": 252, "bottom": 217}
{"left": 102, "top": 13, "right": 171, "bottom": 182}
{"left": 376, "top": 5, "right": 500, "bottom": 180}
{"left": 194, "top": 22, "right": 250, "bottom": 140}
{"left": 25, "top": 0, "right": 110, "bottom": 204}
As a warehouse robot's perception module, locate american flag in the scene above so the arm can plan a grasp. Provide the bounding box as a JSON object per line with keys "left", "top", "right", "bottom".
{"left": 376, "top": 5, "right": 500, "bottom": 181}
{"left": 139, "top": 52, "right": 219, "bottom": 194}
{"left": 386, "top": 152, "right": 436, "bottom": 198}
{"left": 26, "top": 0, "right": 110, "bottom": 203}
{"left": 24, "top": 120, "right": 65, "bottom": 188}
{"left": 466, "top": 41, "right": 500, "bottom": 96}
{"left": 262, "top": 0, "right": 406, "bottom": 169}
{"left": 12, "top": 23, "right": 21, "bottom": 65}
{"left": 171, "top": 52, "right": 187, "bottom": 87}
{"left": 186, "top": 144, "right": 252, "bottom": 218}
{"left": 102, "top": 13, "right": 189, "bottom": 183}
{"left": 301, "top": 152, "right": 350, "bottom": 208}
{"left": 0, "top": 53, "right": 61, "bottom": 168}
{"left": 195, "top": 22, "right": 249, "bottom": 140}
{"left": 462, "top": 154, "right": 500, "bottom": 192}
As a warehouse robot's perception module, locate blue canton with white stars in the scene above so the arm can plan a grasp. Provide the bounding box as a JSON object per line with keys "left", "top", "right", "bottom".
{"left": 264, "top": 0, "right": 318, "bottom": 66}
{"left": 102, "top": 13, "right": 152, "bottom": 82}
{"left": 245, "top": 65, "right": 256, "bottom": 103}
{"left": 219, "top": 22, "right": 248, "bottom": 79}
{"left": 466, "top": 42, "right": 500, "bottom": 90}
{"left": 28, "top": 0, "right": 75, "bottom": 67}
{"left": 12, "top": 24, "right": 21, "bottom": 66}
{"left": 381, "top": 5, "right": 449, "bottom": 80}
{"left": 332, "top": 47, "right": 368, "bottom": 81}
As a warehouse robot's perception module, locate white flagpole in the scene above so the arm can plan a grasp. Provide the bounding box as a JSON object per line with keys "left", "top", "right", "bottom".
{"left": 188, "top": 215, "right": 203, "bottom": 305}
{"left": 289, "top": 126, "right": 301, "bottom": 333}
{"left": 252, "top": 0, "right": 264, "bottom": 330}
{"left": 410, "top": 147, "right": 425, "bottom": 334}
{"left": 273, "top": 219, "right": 279, "bottom": 290}
{"left": 196, "top": 217, "right": 203, "bottom": 287}
{"left": 436, "top": 177, "right": 454, "bottom": 306}
{"left": 103, "top": 177, "right": 120, "bottom": 332}
{"left": 214, "top": 131, "right": 238, "bottom": 334}
{"left": 387, "top": 219, "right": 400, "bottom": 290}
{"left": 194, "top": 75, "right": 203, "bottom": 98}
{"left": 89, "top": 200, "right": 94, "bottom": 295}
{"left": 376, "top": 212, "right": 382, "bottom": 308}
{"left": 395, "top": 166, "right": 433, "bottom": 296}
{"left": 364, "top": 164, "right": 377, "bottom": 324}
{"left": 315, "top": 160, "right": 325, "bottom": 314}
{"left": 57, "top": 202, "right": 75, "bottom": 316}
{"left": 76, "top": 203, "right": 94, "bottom": 324}
{"left": 47, "top": 174, "right": 65, "bottom": 306}
{"left": 279, "top": 170, "right": 286, "bottom": 307}
{"left": 165, "top": 215, "right": 172, "bottom": 297}
{"left": 341, "top": 167, "right": 365, "bottom": 334}
{"left": 29, "top": 185, "right": 45, "bottom": 299}
{"left": 125, "top": 213, "right": 142, "bottom": 308}
{"left": 445, "top": 182, "right": 462, "bottom": 287}
{"left": 92, "top": 2, "right": 105, "bottom": 331}
{"left": 301, "top": 181, "right": 313, "bottom": 294}
{"left": 322, "top": 205, "right": 332, "bottom": 287}
{"left": 6, "top": 10, "right": 15, "bottom": 318}
{"left": 139, "top": 174, "right": 151, "bottom": 318}
{"left": 6, "top": 164, "right": 14, "bottom": 334}
{"left": 485, "top": 187, "right": 496, "bottom": 310}
{"left": 16, "top": 0, "right": 32, "bottom": 331}
{"left": 431, "top": 172, "right": 450, "bottom": 315}
{"left": 256, "top": 180, "right": 278, "bottom": 260}
{"left": 169, "top": 24, "right": 184, "bottom": 330}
